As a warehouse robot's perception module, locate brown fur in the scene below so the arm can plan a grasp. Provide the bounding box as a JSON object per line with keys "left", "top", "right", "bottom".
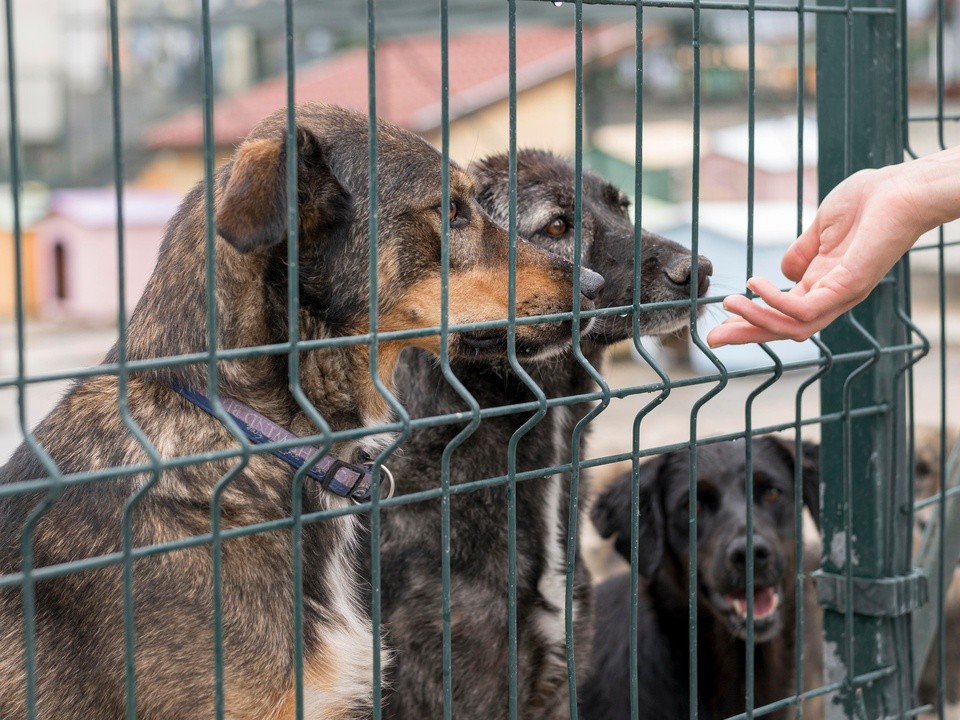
{"left": 915, "top": 426, "right": 960, "bottom": 713}
{"left": 0, "top": 104, "right": 587, "bottom": 719}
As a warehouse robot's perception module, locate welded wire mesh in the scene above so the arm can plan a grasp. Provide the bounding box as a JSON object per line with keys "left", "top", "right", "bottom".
{"left": 0, "top": 0, "right": 955, "bottom": 719}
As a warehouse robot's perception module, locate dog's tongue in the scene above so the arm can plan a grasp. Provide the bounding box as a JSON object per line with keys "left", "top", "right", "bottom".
{"left": 727, "top": 586, "right": 780, "bottom": 620}
{"left": 753, "top": 586, "right": 778, "bottom": 618}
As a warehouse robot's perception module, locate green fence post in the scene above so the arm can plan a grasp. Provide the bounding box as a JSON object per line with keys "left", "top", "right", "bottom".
{"left": 816, "top": 1, "right": 919, "bottom": 718}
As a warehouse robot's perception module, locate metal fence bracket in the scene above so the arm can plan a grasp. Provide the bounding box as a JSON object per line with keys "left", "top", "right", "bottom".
{"left": 814, "top": 569, "right": 929, "bottom": 618}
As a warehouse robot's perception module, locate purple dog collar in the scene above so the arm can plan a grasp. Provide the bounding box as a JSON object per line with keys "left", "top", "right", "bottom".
{"left": 170, "top": 384, "right": 394, "bottom": 503}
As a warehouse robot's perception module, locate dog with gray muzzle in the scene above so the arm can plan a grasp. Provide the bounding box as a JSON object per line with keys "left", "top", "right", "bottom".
{"left": 378, "top": 149, "right": 711, "bottom": 719}
{"left": 0, "top": 106, "right": 588, "bottom": 720}
{"left": 584, "top": 436, "right": 820, "bottom": 720}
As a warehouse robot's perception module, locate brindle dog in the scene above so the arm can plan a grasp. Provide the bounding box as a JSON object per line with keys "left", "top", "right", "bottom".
{"left": 0, "top": 106, "right": 591, "bottom": 720}
{"left": 584, "top": 437, "right": 820, "bottom": 720}
{"left": 378, "top": 149, "right": 711, "bottom": 719}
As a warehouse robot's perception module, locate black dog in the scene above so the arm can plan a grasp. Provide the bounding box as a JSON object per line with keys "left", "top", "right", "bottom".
{"left": 583, "top": 436, "right": 820, "bottom": 720}
{"left": 377, "top": 149, "right": 711, "bottom": 719}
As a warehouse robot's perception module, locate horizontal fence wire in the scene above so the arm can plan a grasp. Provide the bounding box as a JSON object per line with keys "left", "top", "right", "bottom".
{"left": 2, "top": 0, "right": 946, "bottom": 718}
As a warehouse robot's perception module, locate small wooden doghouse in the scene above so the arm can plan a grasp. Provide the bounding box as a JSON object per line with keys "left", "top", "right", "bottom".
{"left": 0, "top": 184, "right": 50, "bottom": 319}
{"left": 34, "top": 189, "right": 181, "bottom": 323}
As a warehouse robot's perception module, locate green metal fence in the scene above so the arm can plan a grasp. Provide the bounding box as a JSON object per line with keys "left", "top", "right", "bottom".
{"left": 1, "top": 0, "right": 957, "bottom": 719}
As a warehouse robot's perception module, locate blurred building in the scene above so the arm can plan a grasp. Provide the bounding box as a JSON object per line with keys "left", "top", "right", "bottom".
{"left": 142, "top": 23, "right": 658, "bottom": 191}
{"left": 699, "top": 116, "right": 818, "bottom": 202}
{"left": 33, "top": 189, "right": 180, "bottom": 322}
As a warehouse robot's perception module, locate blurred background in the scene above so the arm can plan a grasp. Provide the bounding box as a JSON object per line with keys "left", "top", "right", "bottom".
{"left": 1, "top": 0, "right": 958, "bottom": 464}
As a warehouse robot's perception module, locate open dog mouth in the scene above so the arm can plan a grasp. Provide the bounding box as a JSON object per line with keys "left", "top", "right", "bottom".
{"left": 708, "top": 585, "right": 783, "bottom": 641}
{"left": 724, "top": 586, "right": 780, "bottom": 621}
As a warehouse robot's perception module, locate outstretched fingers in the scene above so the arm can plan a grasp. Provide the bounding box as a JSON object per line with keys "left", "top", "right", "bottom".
{"left": 714, "top": 294, "right": 818, "bottom": 343}
{"left": 707, "top": 277, "right": 863, "bottom": 347}
{"left": 706, "top": 315, "right": 793, "bottom": 347}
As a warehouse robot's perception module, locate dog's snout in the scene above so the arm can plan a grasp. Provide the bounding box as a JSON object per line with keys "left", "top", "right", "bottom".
{"left": 579, "top": 268, "right": 605, "bottom": 301}
{"left": 696, "top": 256, "right": 713, "bottom": 296}
{"left": 664, "top": 255, "right": 713, "bottom": 298}
{"left": 727, "top": 536, "right": 772, "bottom": 571}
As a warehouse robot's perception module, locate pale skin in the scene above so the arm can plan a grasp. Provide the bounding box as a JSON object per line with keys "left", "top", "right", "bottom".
{"left": 706, "top": 145, "right": 960, "bottom": 347}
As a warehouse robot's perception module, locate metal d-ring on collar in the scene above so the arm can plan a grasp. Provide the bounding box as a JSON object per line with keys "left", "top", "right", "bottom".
{"left": 169, "top": 384, "right": 395, "bottom": 504}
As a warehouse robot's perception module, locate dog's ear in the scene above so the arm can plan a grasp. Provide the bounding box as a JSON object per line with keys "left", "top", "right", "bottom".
{"left": 590, "top": 455, "right": 667, "bottom": 578}
{"left": 216, "top": 126, "right": 350, "bottom": 253}
{"left": 799, "top": 440, "right": 821, "bottom": 529}
{"left": 759, "top": 435, "right": 821, "bottom": 530}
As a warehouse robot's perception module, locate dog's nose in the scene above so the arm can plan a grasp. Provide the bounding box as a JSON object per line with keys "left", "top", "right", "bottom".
{"left": 727, "top": 536, "right": 772, "bottom": 571}
{"left": 664, "top": 255, "right": 713, "bottom": 298}
{"left": 578, "top": 268, "right": 605, "bottom": 301}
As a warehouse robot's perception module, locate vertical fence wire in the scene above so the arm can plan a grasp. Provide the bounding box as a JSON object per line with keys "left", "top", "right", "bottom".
{"left": 687, "top": 3, "right": 703, "bottom": 717}
{"left": 792, "top": 5, "right": 811, "bottom": 718}
{"left": 504, "top": 4, "right": 552, "bottom": 718}
{"left": 686, "top": 1, "right": 731, "bottom": 716}
{"left": 901, "top": 0, "right": 953, "bottom": 712}
{"left": 363, "top": 2, "right": 419, "bottom": 717}
{"left": 105, "top": 0, "right": 165, "bottom": 715}
{"left": 933, "top": 2, "right": 948, "bottom": 717}
{"left": 743, "top": 1, "right": 758, "bottom": 714}
{"left": 566, "top": 6, "right": 614, "bottom": 716}
{"left": 4, "top": 1, "right": 67, "bottom": 717}
{"left": 2, "top": 1, "right": 943, "bottom": 718}
{"left": 840, "top": 0, "right": 857, "bottom": 704}
{"left": 284, "top": 1, "right": 309, "bottom": 709}
{"left": 626, "top": 4, "right": 676, "bottom": 719}
{"left": 433, "top": 1, "right": 486, "bottom": 717}
{"left": 506, "top": 3, "right": 522, "bottom": 715}
{"left": 197, "top": 2, "right": 255, "bottom": 718}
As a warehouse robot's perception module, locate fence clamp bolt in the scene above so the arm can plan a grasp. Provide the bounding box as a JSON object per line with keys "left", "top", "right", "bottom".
{"left": 813, "top": 568, "right": 929, "bottom": 617}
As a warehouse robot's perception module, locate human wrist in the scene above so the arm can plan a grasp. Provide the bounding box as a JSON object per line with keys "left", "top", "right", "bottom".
{"left": 898, "top": 150, "right": 960, "bottom": 233}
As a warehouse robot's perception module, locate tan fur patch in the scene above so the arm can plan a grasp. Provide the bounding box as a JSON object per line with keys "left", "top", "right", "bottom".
{"left": 271, "top": 656, "right": 359, "bottom": 720}
{"left": 381, "top": 265, "right": 568, "bottom": 336}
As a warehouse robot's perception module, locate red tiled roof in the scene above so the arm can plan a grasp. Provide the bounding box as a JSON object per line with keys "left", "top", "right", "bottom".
{"left": 145, "top": 23, "right": 639, "bottom": 149}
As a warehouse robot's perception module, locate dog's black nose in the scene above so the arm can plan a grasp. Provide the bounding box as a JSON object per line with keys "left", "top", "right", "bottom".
{"left": 579, "top": 268, "right": 605, "bottom": 301}
{"left": 727, "top": 536, "right": 772, "bottom": 571}
{"left": 664, "top": 255, "right": 713, "bottom": 298}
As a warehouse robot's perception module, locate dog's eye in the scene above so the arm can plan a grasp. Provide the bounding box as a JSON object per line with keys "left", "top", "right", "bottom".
{"left": 619, "top": 202, "right": 630, "bottom": 218}
{"left": 444, "top": 201, "right": 469, "bottom": 229}
{"left": 544, "top": 218, "right": 568, "bottom": 237}
{"left": 680, "top": 498, "right": 702, "bottom": 514}
{"left": 760, "top": 486, "right": 783, "bottom": 504}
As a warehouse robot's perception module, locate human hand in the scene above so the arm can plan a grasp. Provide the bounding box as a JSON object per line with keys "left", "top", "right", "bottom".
{"left": 707, "top": 161, "right": 945, "bottom": 347}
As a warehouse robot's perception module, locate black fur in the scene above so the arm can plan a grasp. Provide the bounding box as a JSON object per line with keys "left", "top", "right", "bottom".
{"left": 377, "top": 149, "right": 712, "bottom": 719}
{"left": 583, "top": 436, "right": 820, "bottom": 720}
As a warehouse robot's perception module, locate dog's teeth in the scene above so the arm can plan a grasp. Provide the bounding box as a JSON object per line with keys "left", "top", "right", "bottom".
{"left": 618, "top": 313, "right": 629, "bottom": 318}
{"left": 729, "top": 598, "right": 746, "bottom": 618}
